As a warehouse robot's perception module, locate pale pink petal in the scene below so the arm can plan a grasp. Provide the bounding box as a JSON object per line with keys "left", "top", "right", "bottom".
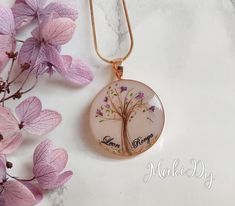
{"left": 20, "top": 182, "right": 43, "bottom": 204}
{"left": 0, "top": 159, "right": 6, "bottom": 183}
{"left": 23, "top": 109, "right": 62, "bottom": 135}
{"left": 52, "top": 171, "right": 73, "bottom": 188}
{"left": 0, "top": 8, "right": 15, "bottom": 35}
{"left": 33, "top": 139, "right": 52, "bottom": 165}
{"left": 18, "top": 37, "right": 41, "bottom": 67}
{"left": 0, "top": 106, "right": 19, "bottom": 135}
{"left": 41, "top": 18, "right": 76, "bottom": 45}
{"left": 43, "top": 2, "right": 78, "bottom": 21}
{"left": 18, "top": 38, "right": 47, "bottom": 74}
{"left": 15, "top": 0, "right": 26, "bottom": 3}
{"left": 62, "top": 58, "right": 93, "bottom": 86}
{"left": 46, "top": 45, "right": 64, "bottom": 72}
{"left": 0, "top": 195, "right": 4, "bottom": 205}
{"left": 15, "top": 96, "right": 42, "bottom": 124}
{"left": 0, "top": 133, "right": 22, "bottom": 155}
{"left": 4, "top": 180, "right": 35, "bottom": 206}
{"left": 25, "top": 0, "right": 47, "bottom": 10}
{"left": 0, "top": 35, "right": 14, "bottom": 72}
{"left": 31, "top": 27, "right": 40, "bottom": 40}
{"left": 61, "top": 55, "right": 72, "bottom": 68}
{"left": 50, "top": 149, "right": 68, "bottom": 173}
{"left": 0, "top": 155, "right": 6, "bottom": 164}
{"left": 12, "top": 3, "right": 35, "bottom": 29}
{"left": 33, "top": 163, "right": 57, "bottom": 189}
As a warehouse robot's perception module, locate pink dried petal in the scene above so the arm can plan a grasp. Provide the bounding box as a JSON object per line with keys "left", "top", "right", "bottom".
{"left": 33, "top": 163, "right": 57, "bottom": 189}
{"left": 41, "top": 18, "right": 76, "bottom": 45}
{"left": 4, "top": 180, "right": 35, "bottom": 206}
{"left": 25, "top": 0, "right": 47, "bottom": 10}
{"left": 0, "top": 133, "right": 22, "bottom": 155}
{"left": 23, "top": 109, "right": 62, "bottom": 135}
{"left": 0, "top": 8, "right": 15, "bottom": 35}
{"left": 15, "top": 96, "right": 42, "bottom": 124}
{"left": 62, "top": 57, "right": 93, "bottom": 86}
{"left": 33, "top": 139, "right": 52, "bottom": 165}
{"left": 52, "top": 171, "right": 73, "bottom": 188}
{"left": 0, "top": 159, "right": 6, "bottom": 183}
{"left": 20, "top": 182, "right": 43, "bottom": 204}
{"left": 15, "top": 0, "right": 26, "bottom": 3}
{"left": 50, "top": 148, "right": 68, "bottom": 173}
{"left": 0, "top": 35, "right": 13, "bottom": 73}
{"left": 43, "top": 2, "right": 78, "bottom": 21}
{"left": 46, "top": 45, "right": 65, "bottom": 71}
{"left": 0, "top": 106, "right": 19, "bottom": 135}
{"left": 12, "top": 3, "right": 35, "bottom": 29}
{"left": 18, "top": 37, "right": 41, "bottom": 67}
{"left": 0, "top": 155, "right": 6, "bottom": 164}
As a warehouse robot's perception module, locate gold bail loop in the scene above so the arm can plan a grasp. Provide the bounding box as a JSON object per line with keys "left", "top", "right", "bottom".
{"left": 111, "top": 59, "right": 123, "bottom": 80}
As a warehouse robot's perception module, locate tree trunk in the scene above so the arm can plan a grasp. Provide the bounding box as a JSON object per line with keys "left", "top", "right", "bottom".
{"left": 121, "top": 118, "right": 133, "bottom": 155}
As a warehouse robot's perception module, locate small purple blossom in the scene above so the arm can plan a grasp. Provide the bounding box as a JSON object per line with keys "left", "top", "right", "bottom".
{"left": 135, "top": 92, "right": 144, "bottom": 100}
{"left": 149, "top": 106, "right": 156, "bottom": 112}
{"left": 96, "top": 109, "right": 103, "bottom": 117}
{"left": 104, "top": 96, "right": 108, "bottom": 102}
{"left": 120, "top": 86, "right": 127, "bottom": 93}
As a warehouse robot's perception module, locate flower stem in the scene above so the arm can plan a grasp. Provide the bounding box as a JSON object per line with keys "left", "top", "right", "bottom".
{"left": 7, "top": 173, "right": 36, "bottom": 182}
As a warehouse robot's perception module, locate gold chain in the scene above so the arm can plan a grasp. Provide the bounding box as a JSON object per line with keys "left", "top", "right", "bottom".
{"left": 89, "top": 0, "right": 134, "bottom": 79}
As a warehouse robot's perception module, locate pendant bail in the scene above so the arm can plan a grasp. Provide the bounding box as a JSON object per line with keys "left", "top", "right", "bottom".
{"left": 111, "top": 59, "right": 123, "bottom": 80}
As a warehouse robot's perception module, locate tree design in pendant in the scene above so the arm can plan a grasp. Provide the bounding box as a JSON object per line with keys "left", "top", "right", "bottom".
{"left": 95, "top": 83, "right": 157, "bottom": 155}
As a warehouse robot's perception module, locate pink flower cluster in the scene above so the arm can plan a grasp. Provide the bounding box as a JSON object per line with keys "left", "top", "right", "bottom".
{"left": 0, "top": 0, "right": 91, "bottom": 205}
{"left": 0, "top": 97, "right": 72, "bottom": 206}
{"left": 0, "top": 0, "right": 93, "bottom": 85}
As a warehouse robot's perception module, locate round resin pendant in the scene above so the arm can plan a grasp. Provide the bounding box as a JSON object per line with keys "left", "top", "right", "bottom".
{"left": 89, "top": 79, "right": 165, "bottom": 156}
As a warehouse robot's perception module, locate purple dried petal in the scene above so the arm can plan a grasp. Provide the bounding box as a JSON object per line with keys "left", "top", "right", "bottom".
{"left": 61, "top": 57, "right": 93, "bottom": 86}
{"left": 33, "top": 163, "right": 58, "bottom": 189}
{"left": 0, "top": 159, "right": 6, "bottom": 183}
{"left": 49, "top": 148, "right": 68, "bottom": 173}
{"left": 15, "top": 96, "right": 42, "bottom": 124}
{"left": 41, "top": 18, "right": 76, "bottom": 45}
{"left": 23, "top": 109, "right": 62, "bottom": 136}
{"left": 0, "top": 8, "right": 15, "bottom": 35}
{"left": 20, "top": 182, "right": 43, "bottom": 204}
{"left": 96, "top": 109, "right": 103, "bottom": 117}
{"left": 52, "top": 171, "right": 73, "bottom": 188}
{"left": 42, "top": 2, "right": 78, "bottom": 21}
{"left": 149, "top": 106, "right": 156, "bottom": 112}
{"left": 120, "top": 86, "right": 127, "bottom": 93}
{"left": 104, "top": 96, "right": 108, "bottom": 102}
{"left": 136, "top": 92, "right": 144, "bottom": 99}
{"left": 4, "top": 180, "right": 36, "bottom": 206}
{"left": 33, "top": 139, "right": 53, "bottom": 165}
{"left": 0, "top": 133, "right": 23, "bottom": 155}
{"left": 12, "top": 3, "right": 35, "bottom": 29}
{"left": 25, "top": 0, "right": 47, "bottom": 10}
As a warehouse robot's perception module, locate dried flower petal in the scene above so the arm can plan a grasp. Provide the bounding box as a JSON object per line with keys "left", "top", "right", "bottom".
{"left": 4, "top": 180, "right": 36, "bottom": 206}
{"left": 23, "top": 109, "right": 62, "bottom": 136}
{"left": 33, "top": 139, "right": 73, "bottom": 189}
{"left": 15, "top": 96, "right": 42, "bottom": 124}
{"left": 0, "top": 133, "right": 22, "bottom": 155}
{"left": 41, "top": 18, "right": 76, "bottom": 45}
{"left": 43, "top": 2, "right": 78, "bottom": 21}
{"left": 61, "top": 56, "right": 93, "bottom": 86}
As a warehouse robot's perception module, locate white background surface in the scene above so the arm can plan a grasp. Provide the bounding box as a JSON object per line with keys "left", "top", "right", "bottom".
{"left": 1, "top": 0, "right": 235, "bottom": 205}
